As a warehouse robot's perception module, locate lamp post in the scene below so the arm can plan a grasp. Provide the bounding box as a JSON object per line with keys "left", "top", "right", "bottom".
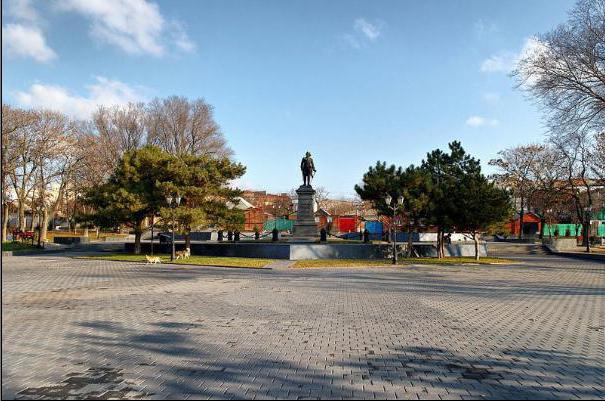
{"left": 584, "top": 205, "right": 592, "bottom": 253}
{"left": 546, "top": 208, "right": 553, "bottom": 241}
{"left": 385, "top": 194, "right": 404, "bottom": 265}
{"left": 150, "top": 215, "right": 155, "bottom": 256}
{"left": 166, "top": 194, "right": 181, "bottom": 261}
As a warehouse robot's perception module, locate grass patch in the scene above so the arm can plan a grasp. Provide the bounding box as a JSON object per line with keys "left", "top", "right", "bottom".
{"left": 2, "top": 241, "right": 41, "bottom": 253}
{"left": 293, "top": 257, "right": 515, "bottom": 268}
{"left": 80, "top": 253, "right": 275, "bottom": 268}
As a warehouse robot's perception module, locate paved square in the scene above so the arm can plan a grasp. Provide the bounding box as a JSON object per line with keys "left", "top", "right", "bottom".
{"left": 2, "top": 254, "right": 604, "bottom": 399}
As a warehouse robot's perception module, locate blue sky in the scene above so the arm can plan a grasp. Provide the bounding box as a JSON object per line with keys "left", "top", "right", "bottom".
{"left": 2, "top": 0, "right": 575, "bottom": 197}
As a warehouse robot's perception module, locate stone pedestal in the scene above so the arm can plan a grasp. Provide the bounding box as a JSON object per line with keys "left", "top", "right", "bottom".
{"left": 292, "top": 185, "right": 318, "bottom": 241}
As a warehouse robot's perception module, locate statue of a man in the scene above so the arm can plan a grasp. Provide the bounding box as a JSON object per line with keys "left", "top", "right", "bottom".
{"left": 300, "top": 151, "right": 316, "bottom": 186}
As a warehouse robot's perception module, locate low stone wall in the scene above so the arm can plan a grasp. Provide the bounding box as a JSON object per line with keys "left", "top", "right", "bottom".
{"left": 125, "top": 242, "right": 486, "bottom": 260}
{"left": 53, "top": 236, "right": 90, "bottom": 245}
{"left": 126, "top": 242, "right": 291, "bottom": 259}
{"left": 416, "top": 243, "right": 487, "bottom": 257}
{"left": 289, "top": 244, "right": 386, "bottom": 260}
{"left": 542, "top": 237, "right": 579, "bottom": 251}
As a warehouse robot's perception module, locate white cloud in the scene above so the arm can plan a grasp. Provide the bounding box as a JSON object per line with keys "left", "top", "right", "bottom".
{"left": 170, "top": 21, "right": 196, "bottom": 53}
{"left": 480, "top": 51, "right": 516, "bottom": 73}
{"left": 480, "top": 37, "right": 547, "bottom": 74}
{"left": 13, "top": 77, "right": 146, "bottom": 120}
{"left": 2, "top": 23, "right": 57, "bottom": 62}
{"left": 465, "top": 116, "right": 499, "bottom": 127}
{"left": 342, "top": 18, "right": 384, "bottom": 49}
{"left": 57, "top": 0, "right": 195, "bottom": 56}
{"left": 354, "top": 18, "right": 381, "bottom": 41}
{"left": 7, "top": 0, "right": 39, "bottom": 23}
{"left": 516, "top": 37, "right": 551, "bottom": 88}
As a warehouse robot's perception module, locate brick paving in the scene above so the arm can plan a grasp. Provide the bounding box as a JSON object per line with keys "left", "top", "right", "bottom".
{"left": 2, "top": 254, "right": 604, "bottom": 400}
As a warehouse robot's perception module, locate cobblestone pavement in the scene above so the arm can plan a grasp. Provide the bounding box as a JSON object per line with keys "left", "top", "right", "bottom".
{"left": 2, "top": 254, "right": 604, "bottom": 400}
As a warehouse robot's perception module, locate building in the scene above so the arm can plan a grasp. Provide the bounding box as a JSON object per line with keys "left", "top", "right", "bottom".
{"left": 504, "top": 211, "right": 543, "bottom": 238}
{"left": 239, "top": 190, "right": 293, "bottom": 231}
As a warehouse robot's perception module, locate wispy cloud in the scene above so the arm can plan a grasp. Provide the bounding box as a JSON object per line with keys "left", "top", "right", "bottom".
{"left": 480, "top": 51, "right": 516, "bottom": 73}
{"left": 342, "top": 18, "right": 384, "bottom": 49}
{"left": 57, "top": 0, "right": 195, "bottom": 57}
{"left": 473, "top": 18, "right": 498, "bottom": 37}
{"left": 2, "top": 24, "right": 57, "bottom": 62}
{"left": 7, "top": 0, "right": 39, "bottom": 23}
{"left": 354, "top": 18, "right": 381, "bottom": 41}
{"left": 465, "top": 115, "right": 499, "bottom": 127}
{"left": 13, "top": 76, "right": 147, "bottom": 120}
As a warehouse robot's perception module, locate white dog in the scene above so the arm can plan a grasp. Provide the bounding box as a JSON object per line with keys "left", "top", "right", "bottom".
{"left": 145, "top": 255, "right": 161, "bottom": 264}
{"left": 175, "top": 247, "right": 191, "bottom": 260}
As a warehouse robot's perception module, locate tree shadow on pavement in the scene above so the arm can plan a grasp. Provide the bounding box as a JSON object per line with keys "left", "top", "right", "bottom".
{"left": 12, "top": 319, "right": 603, "bottom": 400}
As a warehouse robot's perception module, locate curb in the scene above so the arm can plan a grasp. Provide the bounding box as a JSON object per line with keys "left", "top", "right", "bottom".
{"left": 546, "top": 246, "right": 605, "bottom": 262}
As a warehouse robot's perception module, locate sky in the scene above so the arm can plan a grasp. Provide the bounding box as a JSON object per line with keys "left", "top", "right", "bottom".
{"left": 2, "top": 0, "right": 576, "bottom": 198}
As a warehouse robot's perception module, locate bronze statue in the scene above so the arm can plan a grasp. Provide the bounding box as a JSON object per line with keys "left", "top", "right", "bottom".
{"left": 300, "top": 151, "right": 316, "bottom": 186}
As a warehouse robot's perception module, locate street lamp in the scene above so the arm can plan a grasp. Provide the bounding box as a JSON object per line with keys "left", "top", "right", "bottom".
{"left": 385, "top": 194, "right": 404, "bottom": 264}
{"left": 166, "top": 193, "right": 181, "bottom": 261}
{"left": 584, "top": 205, "right": 592, "bottom": 253}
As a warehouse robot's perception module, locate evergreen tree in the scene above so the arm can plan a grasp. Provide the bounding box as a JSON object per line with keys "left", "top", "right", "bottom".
{"left": 421, "top": 141, "right": 481, "bottom": 258}
{"left": 84, "top": 145, "right": 171, "bottom": 254}
{"left": 400, "top": 165, "right": 432, "bottom": 257}
{"left": 85, "top": 145, "right": 245, "bottom": 253}
{"left": 354, "top": 162, "right": 404, "bottom": 217}
{"left": 452, "top": 174, "right": 512, "bottom": 260}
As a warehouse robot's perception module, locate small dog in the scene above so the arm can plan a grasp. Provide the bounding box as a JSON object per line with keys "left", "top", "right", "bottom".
{"left": 145, "top": 255, "right": 161, "bottom": 264}
{"left": 175, "top": 247, "right": 191, "bottom": 260}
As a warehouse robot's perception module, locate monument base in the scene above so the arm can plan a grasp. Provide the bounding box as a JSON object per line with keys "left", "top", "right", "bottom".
{"left": 292, "top": 185, "right": 318, "bottom": 241}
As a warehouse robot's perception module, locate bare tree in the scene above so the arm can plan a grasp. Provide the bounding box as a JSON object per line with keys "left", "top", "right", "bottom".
{"left": 92, "top": 103, "right": 147, "bottom": 178}
{"left": 528, "top": 145, "right": 566, "bottom": 238}
{"left": 550, "top": 131, "right": 596, "bottom": 247}
{"left": 33, "top": 113, "right": 85, "bottom": 242}
{"left": 489, "top": 144, "right": 543, "bottom": 239}
{"left": 2, "top": 105, "right": 37, "bottom": 240}
{"left": 514, "top": 0, "right": 605, "bottom": 137}
{"left": 313, "top": 186, "right": 330, "bottom": 210}
{"left": 6, "top": 110, "right": 43, "bottom": 232}
{"left": 146, "top": 96, "right": 232, "bottom": 158}
{"left": 593, "top": 132, "right": 605, "bottom": 179}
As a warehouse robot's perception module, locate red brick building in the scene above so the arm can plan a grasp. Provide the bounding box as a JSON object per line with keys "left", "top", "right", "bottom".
{"left": 240, "top": 190, "right": 293, "bottom": 230}
{"left": 504, "top": 211, "right": 542, "bottom": 237}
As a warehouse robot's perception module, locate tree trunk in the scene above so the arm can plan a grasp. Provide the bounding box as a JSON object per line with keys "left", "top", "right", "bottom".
{"left": 133, "top": 220, "right": 144, "bottom": 254}
{"left": 40, "top": 208, "right": 48, "bottom": 243}
{"left": 539, "top": 216, "right": 545, "bottom": 240}
{"left": 18, "top": 202, "right": 25, "bottom": 231}
{"left": 519, "top": 197, "right": 525, "bottom": 240}
{"left": 185, "top": 231, "right": 191, "bottom": 249}
{"left": 436, "top": 228, "right": 443, "bottom": 259}
{"left": 407, "top": 223, "right": 413, "bottom": 258}
{"left": 1, "top": 202, "right": 9, "bottom": 242}
{"left": 474, "top": 231, "right": 480, "bottom": 261}
{"left": 29, "top": 212, "right": 36, "bottom": 231}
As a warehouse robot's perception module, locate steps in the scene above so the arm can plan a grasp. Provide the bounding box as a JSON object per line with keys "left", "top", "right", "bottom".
{"left": 487, "top": 242, "right": 550, "bottom": 257}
